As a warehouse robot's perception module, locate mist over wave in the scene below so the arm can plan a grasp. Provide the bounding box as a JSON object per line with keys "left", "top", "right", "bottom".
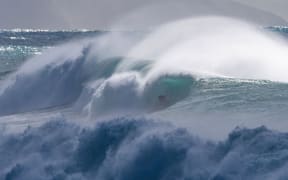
{"left": 121, "top": 17, "right": 288, "bottom": 81}
{"left": 1, "top": 17, "right": 288, "bottom": 179}
{"left": 1, "top": 17, "right": 288, "bottom": 116}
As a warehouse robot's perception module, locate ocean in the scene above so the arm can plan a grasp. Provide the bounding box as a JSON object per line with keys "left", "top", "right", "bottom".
{"left": 1, "top": 17, "right": 288, "bottom": 179}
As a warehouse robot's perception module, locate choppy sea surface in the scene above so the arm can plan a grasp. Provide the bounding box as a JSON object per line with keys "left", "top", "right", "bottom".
{"left": 2, "top": 18, "right": 288, "bottom": 179}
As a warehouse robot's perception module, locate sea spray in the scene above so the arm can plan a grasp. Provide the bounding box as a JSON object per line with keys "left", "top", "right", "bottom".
{"left": 1, "top": 17, "right": 288, "bottom": 180}
{"left": 120, "top": 17, "right": 288, "bottom": 82}
{"left": 2, "top": 17, "right": 288, "bottom": 118}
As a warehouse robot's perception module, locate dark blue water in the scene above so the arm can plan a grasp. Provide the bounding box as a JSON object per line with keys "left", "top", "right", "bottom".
{"left": 1, "top": 26, "right": 288, "bottom": 179}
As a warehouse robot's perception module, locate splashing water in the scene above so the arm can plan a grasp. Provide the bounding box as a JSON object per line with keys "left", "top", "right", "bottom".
{"left": 1, "top": 17, "right": 288, "bottom": 179}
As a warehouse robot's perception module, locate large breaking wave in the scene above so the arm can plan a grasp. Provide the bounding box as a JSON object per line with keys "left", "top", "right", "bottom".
{"left": 1, "top": 17, "right": 288, "bottom": 116}
{"left": 1, "top": 17, "right": 288, "bottom": 179}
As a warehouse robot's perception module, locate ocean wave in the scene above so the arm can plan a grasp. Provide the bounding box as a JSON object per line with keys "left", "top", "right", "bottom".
{"left": 0, "top": 31, "right": 195, "bottom": 116}
{"left": 0, "top": 44, "right": 89, "bottom": 115}
{"left": 2, "top": 17, "right": 288, "bottom": 179}
{"left": 1, "top": 117, "right": 288, "bottom": 180}
{"left": 2, "top": 17, "right": 288, "bottom": 118}
{"left": 83, "top": 73, "right": 195, "bottom": 117}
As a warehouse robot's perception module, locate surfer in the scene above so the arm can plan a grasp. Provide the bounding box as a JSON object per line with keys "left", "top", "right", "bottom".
{"left": 158, "top": 95, "right": 168, "bottom": 107}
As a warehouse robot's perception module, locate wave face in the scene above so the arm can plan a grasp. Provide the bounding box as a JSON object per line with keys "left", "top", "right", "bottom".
{"left": 1, "top": 17, "right": 288, "bottom": 179}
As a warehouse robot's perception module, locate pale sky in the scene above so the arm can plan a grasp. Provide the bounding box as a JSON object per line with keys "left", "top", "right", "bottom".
{"left": 233, "top": 0, "right": 288, "bottom": 21}
{"left": 0, "top": 0, "right": 287, "bottom": 29}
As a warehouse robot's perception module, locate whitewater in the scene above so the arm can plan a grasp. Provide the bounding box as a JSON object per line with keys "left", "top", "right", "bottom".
{"left": 1, "top": 17, "right": 288, "bottom": 179}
